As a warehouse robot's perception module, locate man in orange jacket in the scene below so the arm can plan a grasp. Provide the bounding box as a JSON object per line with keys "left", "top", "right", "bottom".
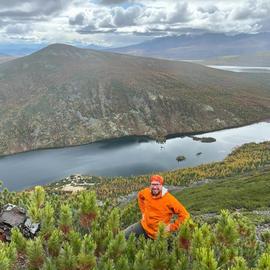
{"left": 125, "top": 174, "right": 190, "bottom": 239}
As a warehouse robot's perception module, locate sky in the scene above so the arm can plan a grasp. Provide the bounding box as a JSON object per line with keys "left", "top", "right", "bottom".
{"left": 0, "top": 0, "right": 269, "bottom": 49}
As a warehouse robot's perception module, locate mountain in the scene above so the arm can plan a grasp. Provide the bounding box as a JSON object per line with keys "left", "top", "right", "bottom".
{"left": 0, "top": 43, "right": 270, "bottom": 156}
{"left": 0, "top": 56, "right": 17, "bottom": 64}
{"left": 110, "top": 32, "right": 270, "bottom": 60}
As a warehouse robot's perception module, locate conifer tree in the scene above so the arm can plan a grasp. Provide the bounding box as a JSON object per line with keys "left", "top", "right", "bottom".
{"left": 143, "top": 224, "right": 169, "bottom": 270}
{"left": 106, "top": 232, "right": 127, "bottom": 260}
{"left": 229, "top": 257, "right": 249, "bottom": 270}
{"left": 256, "top": 252, "right": 270, "bottom": 270}
{"left": 216, "top": 210, "right": 239, "bottom": 267}
{"left": 97, "top": 199, "right": 112, "bottom": 227}
{"left": 192, "top": 227, "right": 205, "bottom": 250}
{"left": 77, "top": 234, "right": 96, "bottom": 270}
{"left": 95, "top": 258, "right": 115, "bottom": 270}
{"left": 125, "top": 233, "right": 137, "bottom": 264}
{"left": 11, "top": 227, "right": 27, "bottom": 255}
{"left": 216, "top": 210, "right": 239, "bottom": 246}
{"left": 92, "top": 226, "right": 111, "bottom": 256}
{"left": 28, "top": 186, "right": 46, "bottom": 222}
{"left": 133, "top": 250, "right": 152, "bottom": 270}
{"left": 0, "top": 242, "right": 15, "bottom": 270}
{"left": 0, "top": 187, "right": 12, "bottom": 206}
{"left": 57, "top": 243, "right": 77, "bottom": 270}
{"left": 47, "top": 229, "right": 63, "bottom": 257}
{"left": 78, "top": 191, "right": 99, "bottom": 229}
{"left": 261, "top": 231, "right": 270, "bottom": 245}
{"left": 193, "top": 247, "right": 218, "bottom": 270}
{"left": 114, "top": 255, "right": 130, "bottom": 270}
{"left": 234, "top": 213, "right": 259, "bottom": 266}
{"left": 40, "top": 202, "right": 55, "bottom": 240}
{"left": 26, "top": 237, "right": 45, "bottom": 270}
{"left": 6, "top": 243, "right": 17, "bottom": 269}
{"left": 68, "top": 230, "right": 82, "bottom": 255}
{"left": 59, "top": 204, "right": 73, "bottom": 234}
{"left": 106, "top": 208, "right": 120, "bottom": 236}
{"left": 173, "top": 257, "right": 190, "bottom": 270}
{"left": 177, "top": 219, "right": 195, "bottom": 252}
{"left": 0, "top": 251, "right": 10, "bottom": 270}
{"left": 42, "top": 258, "right": 57, "bottom": 270}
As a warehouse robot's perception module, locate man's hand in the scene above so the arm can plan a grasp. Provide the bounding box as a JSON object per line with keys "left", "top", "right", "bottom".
{"left": 165, "top": 224, "right": 171, "bottom": 233}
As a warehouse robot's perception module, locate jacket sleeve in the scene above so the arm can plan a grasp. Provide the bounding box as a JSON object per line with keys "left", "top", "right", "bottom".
{"left": 138, "top": 190, "right": 145, "bottom": 214}
{"left": 169, "top": 195, "right": 190, "bottom": 231}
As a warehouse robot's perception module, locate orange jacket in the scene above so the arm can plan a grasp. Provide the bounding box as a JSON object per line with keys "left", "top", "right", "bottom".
{"left": 138, "top": 187, "right": 190, "bottom": 239}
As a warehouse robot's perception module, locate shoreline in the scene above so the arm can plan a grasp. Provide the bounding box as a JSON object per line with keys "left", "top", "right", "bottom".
{"left": 1, "top": 117, "right": 270, "bottom": 159}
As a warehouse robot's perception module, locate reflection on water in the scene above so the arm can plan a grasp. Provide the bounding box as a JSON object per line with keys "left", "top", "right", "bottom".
{"left": 0, "top": 122, "right": 270, "bottom": 191}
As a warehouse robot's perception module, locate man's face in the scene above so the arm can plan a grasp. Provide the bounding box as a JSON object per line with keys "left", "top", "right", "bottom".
{"left": 150, "top": 181, "right": 162, "bottom": 196}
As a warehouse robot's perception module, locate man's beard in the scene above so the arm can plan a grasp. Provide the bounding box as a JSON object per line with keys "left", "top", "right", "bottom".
{"left": 151, "top": 189, "right": 161, "bottom": 196}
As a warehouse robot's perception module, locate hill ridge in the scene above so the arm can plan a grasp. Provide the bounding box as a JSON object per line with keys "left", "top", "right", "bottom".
{"left": 0, "top": 44, "right": 270, "bottom": 155}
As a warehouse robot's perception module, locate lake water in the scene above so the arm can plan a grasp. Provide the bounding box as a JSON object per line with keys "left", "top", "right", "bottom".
{"left": 207, "top": 65, "right": 270, "bottom": 73}
{"left": 0, "top": 122, "right": 270, "bottom": 191}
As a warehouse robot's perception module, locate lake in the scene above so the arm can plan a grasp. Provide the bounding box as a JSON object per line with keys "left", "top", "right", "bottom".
{"left": 207, "top": 65, "right": 270, "bottom": 73}
{"left": 0, "top": 122, "right": 270, "bottom": 191}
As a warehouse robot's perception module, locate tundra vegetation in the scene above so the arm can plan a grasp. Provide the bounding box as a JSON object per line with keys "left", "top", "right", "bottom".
{"left": 0, "top": 141, "right": 270, "bottom": 269}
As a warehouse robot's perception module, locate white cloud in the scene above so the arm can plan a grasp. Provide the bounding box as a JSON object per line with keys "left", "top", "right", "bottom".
{"left": 0, "top": 0, "right": 269, "bottom": 47}
{"left": 112, "top": 6, "right": 141, "bottom": 27}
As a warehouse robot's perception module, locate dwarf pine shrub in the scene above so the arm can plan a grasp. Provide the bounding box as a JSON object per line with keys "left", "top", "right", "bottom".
{"left": 0, "top": 186, "right": 269, "bottom": 270}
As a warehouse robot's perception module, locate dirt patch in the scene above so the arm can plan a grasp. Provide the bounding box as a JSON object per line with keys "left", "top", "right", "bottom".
{"left": 61, "top": 184, "right": 86, "bottom": 193}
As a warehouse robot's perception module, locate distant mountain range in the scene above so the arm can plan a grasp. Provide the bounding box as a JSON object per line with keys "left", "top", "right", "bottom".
{"left": 0, "top": 44, "right": 270, "bottom": 155}
{"left": 0, "top": 44, "right": 47, "bottom": 56}
{"left": 109, "top": 32, "right": 270, "bottom": 61}
{"left": 1, "top": 32, "right": 270, "bottom": 66}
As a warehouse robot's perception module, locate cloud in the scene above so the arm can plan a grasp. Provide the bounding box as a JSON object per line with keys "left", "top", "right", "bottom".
{"left": 1, "top": 0, "right": 270, "bottom": 48}
{"left": 166, "top": 2, "right": 191, "bottom": 23}
{"left": 229, "top": 0, "right": 270, "bottom": 20}
{"left": 0, "top": 0, "right": 73, "bottom": 21}
{"left": 78, "top": 24, "right": 117, "bottom": 34}
{"left": 69, "top": 12, "right": 85, "bottom": 25}
{"left": 112, "top": 6, "right": 141, "bottom": 27}
{"left": 98, "top": 16, "right": 114, "bottom": 28}
{"left": 99, "top": 0, "right": 128, "bottom": 5}
{"left": 0, "top": 19, "right": 6, "bottom": 28}
{"left": 74, "top": 2, "right": 192, "bottom": 35}
{"left": 5, "top": 24, "right": 32, "bottom": 35}
{"left": 133, "top": 26, "right": 209, "bottom": 36}
{"left": 197, "top": 5, "right": 219, "bottom": 14}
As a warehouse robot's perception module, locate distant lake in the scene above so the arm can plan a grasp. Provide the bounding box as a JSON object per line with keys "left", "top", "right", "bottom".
{"left": 207, "top": 65, "right": 270, "bottom": 73}
{"left": 0, "top": 122, "right": 270, "bottom": 191}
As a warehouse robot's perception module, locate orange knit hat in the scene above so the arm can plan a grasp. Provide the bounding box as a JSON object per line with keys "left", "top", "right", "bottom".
{"left": 150, "top": 175, "right": 164, "bottom": 185}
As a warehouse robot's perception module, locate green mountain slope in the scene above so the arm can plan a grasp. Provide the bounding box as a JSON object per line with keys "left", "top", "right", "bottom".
{"left": 174, "top": 170, "right": 270, "bottom": 215}
{"left": 0, "top": 43, "right": 270, "bottom": 155}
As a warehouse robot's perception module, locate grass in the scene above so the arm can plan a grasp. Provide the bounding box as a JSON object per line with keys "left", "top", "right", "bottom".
{"left": 174, "top": 170, "right": 270, "bottom": 215}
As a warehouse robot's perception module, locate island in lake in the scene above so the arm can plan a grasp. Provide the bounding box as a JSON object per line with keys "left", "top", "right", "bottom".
{"left": 192, "top": 136, "right": 216, "bottom": 143}
{"left": 176, "top": 155, "right": 186, "bottom": 162}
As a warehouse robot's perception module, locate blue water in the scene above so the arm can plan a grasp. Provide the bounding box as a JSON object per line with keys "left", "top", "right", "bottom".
{"left": 0, "top": 122, "right": 270, "bottom": 191}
